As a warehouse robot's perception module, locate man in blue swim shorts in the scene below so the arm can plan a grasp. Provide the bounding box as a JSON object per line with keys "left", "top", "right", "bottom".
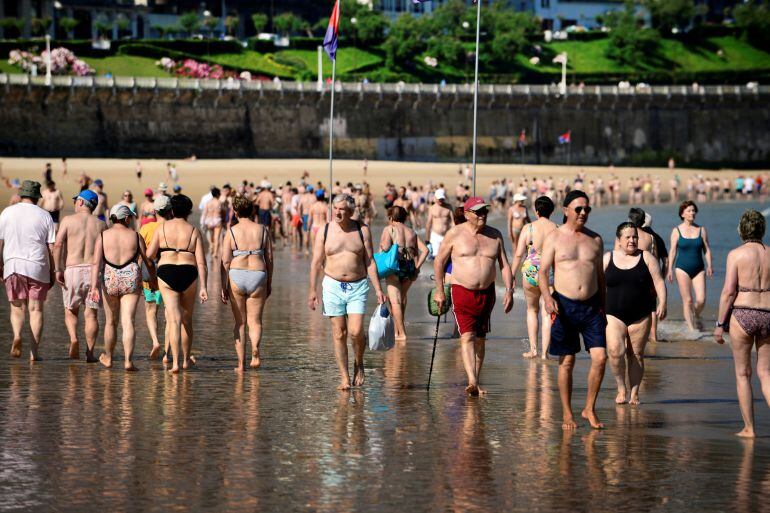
{"left": 308, "top": 194, "right": 386, "bottom": 390}
{"left": 539, "top": 190, "right": 608, "bottom": 430}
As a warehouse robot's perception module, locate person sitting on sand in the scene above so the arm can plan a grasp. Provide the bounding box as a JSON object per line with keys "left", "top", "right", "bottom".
{"left": 0, "top": 180, "right": 55, "bottom": 362}
{"left": 714, "top": 210, "right": 770, "bottom": 438}
{"left": 221, "top": 194, "right": 273, "bottom": 372}
{"left": 433, "top": 197, "right": 514, "bottom": 396}
{"left": 539, "top": 190, "right": 607, "bottom": 429}
{"left": 89, "top": 205, "right": 156, "bottom": 371}
{"left": 54, "top": 189, "right": 106, "bottom": 362}
{"left": 308, "top": 194, "right": 386, "bottom": 390}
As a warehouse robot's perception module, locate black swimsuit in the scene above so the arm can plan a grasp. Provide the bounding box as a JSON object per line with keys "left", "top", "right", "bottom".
{"left": 157, "top": 225, "right": 198, "bottom": 293}
{"left": 605, "top": 252, "right": 656, "bottom": 326}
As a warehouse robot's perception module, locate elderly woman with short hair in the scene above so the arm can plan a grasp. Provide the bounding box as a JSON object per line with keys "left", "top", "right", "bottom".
{"left": 715, "top": 210, "right": 770, "bottom": 438}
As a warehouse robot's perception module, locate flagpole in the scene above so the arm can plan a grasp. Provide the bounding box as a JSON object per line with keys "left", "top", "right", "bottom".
{"left": 328, "top": 58, "right": 336, "bottom": 216}
{"left": 470, "top": 0, "right": 481, "bottom": 197}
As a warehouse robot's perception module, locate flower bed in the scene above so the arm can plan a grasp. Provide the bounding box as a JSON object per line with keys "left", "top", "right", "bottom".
{"left": 8, "top": 47, "right": 94, "bottom": 76}
{"left": 156, "top": 56, "right": 253, "bottom": 80}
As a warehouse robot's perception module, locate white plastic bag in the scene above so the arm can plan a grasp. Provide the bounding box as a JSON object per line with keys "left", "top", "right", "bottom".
{"left": 368, "top": 303, "right": 395, "bottom": 351}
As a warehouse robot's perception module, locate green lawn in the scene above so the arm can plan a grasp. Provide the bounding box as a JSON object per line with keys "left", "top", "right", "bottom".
{"left": 0, "top": 60, "right": 17, "bottom": 74}
{"left": 83, "top": 55, "right": 166, "bottom": 77}
{"left": 205, "top": 51, "right": 295, "bottom": 78}
{"left": 281, "top": 48, "right": 384, "bottom": 76}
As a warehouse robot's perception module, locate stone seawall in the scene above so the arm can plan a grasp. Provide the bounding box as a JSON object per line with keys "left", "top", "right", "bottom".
{"left": 1, "top": 75, "right": 768, "bottom": 166}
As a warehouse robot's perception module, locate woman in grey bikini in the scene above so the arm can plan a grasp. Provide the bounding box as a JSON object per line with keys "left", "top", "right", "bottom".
{"left": 221, "top": 194, "right": 273, "bottom": 371}
{"left": 715, "top": 210, "right": 770, "bottom": 438}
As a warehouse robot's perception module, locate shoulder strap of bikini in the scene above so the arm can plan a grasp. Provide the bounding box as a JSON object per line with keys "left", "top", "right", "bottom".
{"left": 676, "top": 227, "right": 682, "bottom": 237}
{"left": 230, "top": 226, "right": 238, "bottom": 250}
{"left": 356, "top": 221, "right": 364, "bottom": 246}
{"left": 187, "top": 226, "right": 195, "bottom": 251}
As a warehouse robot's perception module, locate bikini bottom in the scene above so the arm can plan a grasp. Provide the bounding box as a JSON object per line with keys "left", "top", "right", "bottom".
{"left": 158, "top": 264, "right": 198, "bottom": 293}
{"left": 732, "top": 307, "right": 770, "bottom": 339}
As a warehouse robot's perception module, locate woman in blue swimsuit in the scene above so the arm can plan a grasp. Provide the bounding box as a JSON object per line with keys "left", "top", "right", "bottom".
{"left": 667, "top": 201, "right": 713, "bottom": 331}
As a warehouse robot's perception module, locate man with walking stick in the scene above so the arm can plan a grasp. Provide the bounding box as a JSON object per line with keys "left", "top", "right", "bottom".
{"left": 432, "top": 197, "right": 514, "bottom": 395}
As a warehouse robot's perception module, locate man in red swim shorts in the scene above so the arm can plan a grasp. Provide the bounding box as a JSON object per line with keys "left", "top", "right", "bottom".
{"left": 433, "top": 196, "right": 514, "bottom": 395}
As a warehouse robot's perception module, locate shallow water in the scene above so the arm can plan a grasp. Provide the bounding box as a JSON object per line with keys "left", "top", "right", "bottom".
{"left": 0, "top": 200, "right": 768, "bottom": 512}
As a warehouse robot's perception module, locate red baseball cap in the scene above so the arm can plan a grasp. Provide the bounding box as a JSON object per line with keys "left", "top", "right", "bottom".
{"left": 144, "top": 187, "right": 154, "bottom": 197}
{"left": 463, "top": 196, "right": 490, "bottom": 212}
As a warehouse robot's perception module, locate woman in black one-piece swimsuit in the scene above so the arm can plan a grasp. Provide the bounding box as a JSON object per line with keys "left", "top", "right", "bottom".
{"left": 603, "top": 222, "right": 668, "bottom": 406}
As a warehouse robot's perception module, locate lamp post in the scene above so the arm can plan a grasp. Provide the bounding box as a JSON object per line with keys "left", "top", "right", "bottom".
{"left": 51, "top": 1, "right": 63, "bottom": 39}
{"left": 350, "top": 17, "right": 357, "bottom": 70}
{"left": 203, "top": 10, "right": 212, "bottom": 56}
{"left": 45, "top": 34, "right": 52, "bottom": 86}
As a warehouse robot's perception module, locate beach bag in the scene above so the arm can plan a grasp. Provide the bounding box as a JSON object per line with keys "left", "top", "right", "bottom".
{"left": 428, "top": 285, "right": 452, "bottom": 317}
{"left": 368, "top": 303, "right": 395, "bottom": 351}
{"left": 374, "top": 243, "right": 399, "bottom": 278}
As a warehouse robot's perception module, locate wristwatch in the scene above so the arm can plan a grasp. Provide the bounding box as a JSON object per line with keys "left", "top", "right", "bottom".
{"left": 715, "top": 320, "right": 726, "bottom": 328}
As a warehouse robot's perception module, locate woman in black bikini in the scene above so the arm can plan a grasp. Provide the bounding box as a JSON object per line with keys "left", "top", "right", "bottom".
{"left": 604, "top": 222, "right": 667, "bottom": 405}
{"left": 714, "top": 210, "right": 770, "bottom": 438}
{"left": 147, "top": 195, "right": 208, "bottom": 373}
{"left": 379, "top": 206, "right": 429, "bottom": 341}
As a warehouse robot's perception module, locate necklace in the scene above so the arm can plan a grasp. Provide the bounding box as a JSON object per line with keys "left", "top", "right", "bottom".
{"left": 744, "top": 239, "right": 765, "bottom": 246}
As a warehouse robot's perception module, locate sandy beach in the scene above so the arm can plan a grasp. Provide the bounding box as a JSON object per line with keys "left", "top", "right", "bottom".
{"left": 1, "top": 157, "right": 766, "bottom": 208}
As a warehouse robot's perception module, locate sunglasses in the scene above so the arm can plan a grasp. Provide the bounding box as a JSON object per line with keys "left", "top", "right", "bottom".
{"left": 574, "top": 206, "right": 592, "bottom": 215}
{"left": 471, "top": 208, "right": 489, "bottom": 216}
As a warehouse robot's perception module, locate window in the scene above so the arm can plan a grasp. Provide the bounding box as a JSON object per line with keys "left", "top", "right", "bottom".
{"left": 541, "top": 0, "right": 550, "bottom": 8}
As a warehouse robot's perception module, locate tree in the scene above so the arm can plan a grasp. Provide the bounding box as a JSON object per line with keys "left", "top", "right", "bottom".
{"left": 642, "top": 0, "right": 695, "bottom": 34}
{"left": 115, "top": 14, "right": 131, "bottom": 36}
{"left": 605, "top": 1, "right": 659, "bottom": 65}
{"left": 0, "top": 18, "right": 26, "bottom": 38}
{"left": 204, "top": 16, "right": 220, "bottom": 36}
{"left": 485, "top": 6, "right": 540, "bottom": 66}
{"left": 179, "top": 11, "right": 201, "bottom": 36}
{"left": 58, "top": 17, "right": 79, "bottom": 39}
{"left": 225, "top": 15, "right": 240, "bottom": 36}
{"left": 31, "top": 17, "right": 52, "bottom": 37}
{"left": 734, "top": 0, "right": 770, "bottom": 50}
{"left": 251, "top": 13, "right": 268, "bottom": 33}
{"left": 384, "top": 14, "right": 427, "bottom": 68}
{"left": 94, "top": 15, "right": 113, "bottom": 38}
{"left": 273, "top": 12, "right": 303, "bottom": 35}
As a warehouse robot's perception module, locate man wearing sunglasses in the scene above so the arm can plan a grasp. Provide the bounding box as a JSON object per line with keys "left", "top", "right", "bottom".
{"left": 433, "top": 197, "right": 514, "bottom": 396}
{"left": 539, "top": 190, "right": 607, "bottom": 430}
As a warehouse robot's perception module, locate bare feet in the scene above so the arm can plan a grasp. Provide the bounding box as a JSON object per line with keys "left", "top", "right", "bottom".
{"left": 169, "top": 365, "right": 180, "bottom": 374}
{"left": 337, "top": 380, "right": 351, "bottom": 391}
{"left": 99, "top": 353, "right": 112, "bottom": 368}
{"left": 477, "top": 386, "right": 488, "bottom": 395}
{"left": 234, "top": 364, "right": 245, "bottom": 373}
{"left": 395, "top": 335, "right": 407, "bottom": 341}
{"left": 628, "top": 393, "right": 640, "bottom": 405}
{"left": 522, "top": 350, "right": 537, "bottom": 359}
{"left": 68, "top": 341, "right": 79, "bottom": 359}
{"left": 250, "top": 356, "right": 261, "bottom": 369}
{"left": 162, "top": 354, "right": 170, "bottom": 365}
{"left": 182, "top": 357, "right": 196, "bottom": 370}
{"left": 736, "top": 427, "right": 755, "bottom": 438}
{"left": 149, "top": 344, "right": 161, "bottom": 361}
{"left": 562, "top": 416, "right": 579, "bottom": 430}
{"left": 465, "top": 384, "right": 479, "bottom": 396}
{"left": 581, "top": 409, "right": 605, "bottom": 429}
{"left": 29, "top": 351, "right": 41, "bottom": 362}
{"left": 124, "top": 362, "right": 139, "bottom": 372}
{"left": 615, "top": 388, "right": 628, "bottom": 404}
{"left": 353, "top": 364, "right": 365, "bottom": 387}
{"left": 10, "top": 339, "right": 22, "bottom": 358}
{"left": 85, "top": 349, "right": 98, "bottom": 363}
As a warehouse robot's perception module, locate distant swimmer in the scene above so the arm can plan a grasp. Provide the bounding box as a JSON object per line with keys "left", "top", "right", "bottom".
{"left": 604, "top": 222, "right": 667, "bottom": 405}
{"left": 507, "top": 193, "right": 530, "bottom": 257}
{"left": 510, "top": 196, "right": 558, "bottom": 359}
{"left": 89, "top": 205, "right": 156, "bottom": 371}
{"left": 714, "top": 210, "right": 770, "bottom": 438}
{"left": 667, "top": 201, "right": 713, "bottom": 332}
{"left": 307, "top": 191, "right": 329, "bottom": 250}
{"left": 40, "top": 180, "right": 64, "bottom": 229}
{"left": 0, "top": 181, "right": 55, "bottom": 361}
{"left": 425, "top": 188, "right": 453, "bottom": 259}
{"left": 90, "top": 179, "right": 108, "bottom": 222}
{"left": 202, "top": 188, "right": 225, "bottom": 259}
{"left": 539, "top": 190, "right": 607, "bottom": 429}
{"left": 54, "top": 189, "right": 106, "bottom": 361}
{"left": 221, "top": 195, "right": 273, "bottom": 372}
{"left": 308, "top": 194, "right": 386, "bottom": 390}
{"left": 433, "top": 197, "right": 514, "bottom": 396}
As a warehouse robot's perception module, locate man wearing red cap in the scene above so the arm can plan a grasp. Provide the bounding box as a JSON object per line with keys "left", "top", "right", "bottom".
{"left": 433, "top": 196, "right": 514, "bottom": 396}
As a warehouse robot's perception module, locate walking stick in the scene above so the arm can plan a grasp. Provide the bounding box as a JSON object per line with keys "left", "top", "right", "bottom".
{"left": 427, "top": 313, "right": 442, "bottom": 390}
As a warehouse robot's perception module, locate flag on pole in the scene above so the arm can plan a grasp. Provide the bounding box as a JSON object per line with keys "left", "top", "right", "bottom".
{"left": 558, "top": 130, "right": 571, "bottom": 144}
{"left": 518, "top": 129, "right": 527, "bottom": 148}
{"left": 322, "top": 0, "right": 340, "bottom": 62}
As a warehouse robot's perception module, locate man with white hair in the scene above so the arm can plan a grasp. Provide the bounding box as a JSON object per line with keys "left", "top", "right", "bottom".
{"left": 308, "top": 194, "right": 386, "bottom": 390}
{"left": 426, "top": 188, "right": 454, "bottom": 258}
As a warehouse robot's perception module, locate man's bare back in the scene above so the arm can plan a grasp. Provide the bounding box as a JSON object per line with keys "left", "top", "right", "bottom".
{"left": 309, "top": 201, "right": 328, "bottom": 228}
{"left": 256, "top": 190, "right": 274, "bottom": 211}
{"left": 41, "top": 189, "right": 63, "bottom": 213}
{"left": 57, "top": 212, "right": 107, "bottom": 267}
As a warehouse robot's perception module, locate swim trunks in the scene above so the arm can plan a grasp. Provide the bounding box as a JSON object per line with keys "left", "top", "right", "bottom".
{"left": 291, "top": 214, "right": 303, "bottom": 228}
{"left": 63, "top": 263, "right": 99, "bottom": 309}
{"left": 143, "top": 288, "right": 163, "bottom": 305}
{"left": 302, "top": 214, "right": 309, "bottom": 232}
{"left": 4, "top": 273, "right": 50, "bottom": 302}
{"left": 549, "top": 291, "right": 606, "bottom": 356}
{"left": 257, "top": 208, "right": 272, "bottom": 226}
{"left": 429, "top": 231, "right": 444, "bottom": 257}
{"left": 451, "top": 283, "right": 496, "bottom": 337}
{"left": 322, "top": 276, "right": 369, "bottom": 317}
{"left": 49, "top": 210, "right": 60, "bottom": 223}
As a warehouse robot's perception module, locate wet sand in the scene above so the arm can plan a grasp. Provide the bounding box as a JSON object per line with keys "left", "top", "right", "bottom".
{"left": 0, "top": 159, "right": 769, "bottom": 511}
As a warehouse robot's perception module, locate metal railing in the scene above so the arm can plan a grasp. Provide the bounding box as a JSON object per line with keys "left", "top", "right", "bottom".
{"left": 0, "top": 73, "right": 766, "bottom": 97}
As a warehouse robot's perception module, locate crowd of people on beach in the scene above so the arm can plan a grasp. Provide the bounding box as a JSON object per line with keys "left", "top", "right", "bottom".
{"left": 0, "top": 159, "right": 768, "bottom": 437}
